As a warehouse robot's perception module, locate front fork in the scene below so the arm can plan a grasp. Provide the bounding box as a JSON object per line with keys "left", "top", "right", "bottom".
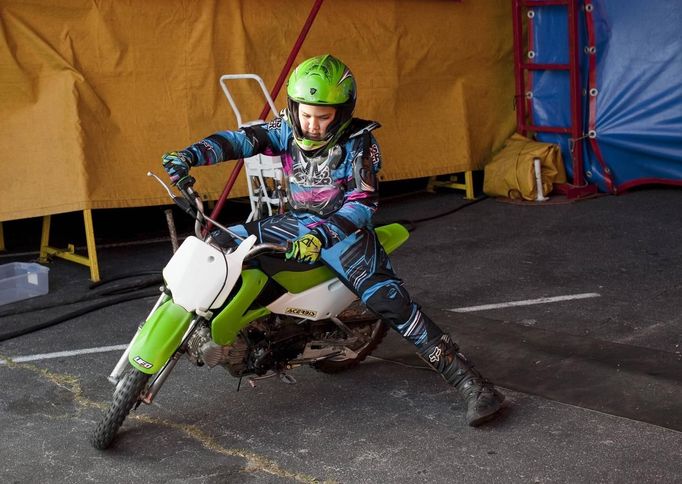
{"left": 108, "top": 292, "right": 206, "bottom": 405}
{"left": 140, "top": 315, "right": 203, "bottom": 404}
{"left": 141, "top": 351, "right": 181, "bottom": 404}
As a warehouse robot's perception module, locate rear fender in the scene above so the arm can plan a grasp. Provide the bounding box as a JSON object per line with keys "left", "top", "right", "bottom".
{"left": 375, "top": 223, "right": 409, "bottom": 254}
{"left": 128, "top": 301, "right": 193, "bottom": 374}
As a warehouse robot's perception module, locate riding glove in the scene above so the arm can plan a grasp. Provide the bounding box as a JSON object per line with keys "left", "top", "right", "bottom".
{"left": 286, "top": 232, "right": 324, "bottom": 264}
{"left": 162, "top": 151, "right": 192, "bottom": 183}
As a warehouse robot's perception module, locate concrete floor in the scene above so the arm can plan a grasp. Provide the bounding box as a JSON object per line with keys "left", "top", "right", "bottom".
{"left": 1, "top": 185, "right": 681, "bottom": 483}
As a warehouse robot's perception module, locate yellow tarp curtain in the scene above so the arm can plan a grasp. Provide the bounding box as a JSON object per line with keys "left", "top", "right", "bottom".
{"left": 0, "top": 0, "right": 515, "bottom": 222}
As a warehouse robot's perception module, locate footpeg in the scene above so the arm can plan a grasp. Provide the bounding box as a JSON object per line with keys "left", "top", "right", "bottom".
{"left": 279, "top": 373, "right": 297, "bottom": 384}
{"left": 246, "top": 371, "right": 297, "bottom": 388}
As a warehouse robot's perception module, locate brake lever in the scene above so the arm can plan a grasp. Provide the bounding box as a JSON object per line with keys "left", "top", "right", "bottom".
{"left": 147, "top": 171, "right": 175, "bottom": 198}
{"left": 147, "top": 171, "right": 197, "bottom": 218}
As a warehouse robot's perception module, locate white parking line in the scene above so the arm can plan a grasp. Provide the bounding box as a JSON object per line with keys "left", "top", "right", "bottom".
{"left": 448, "top": 292, "right": 601, "bottom": 313}
{"left": 0, "top": 344, "right": 127, "bottom": 365}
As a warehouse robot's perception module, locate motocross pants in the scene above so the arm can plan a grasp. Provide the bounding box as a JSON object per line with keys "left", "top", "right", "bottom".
{"left": 227, "top": 213, "right": 447, "bottom": 349}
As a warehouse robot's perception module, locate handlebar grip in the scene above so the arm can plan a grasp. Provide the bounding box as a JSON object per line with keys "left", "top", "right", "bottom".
{"left": 176, "top": 175, "right": 196, "bottom": 192}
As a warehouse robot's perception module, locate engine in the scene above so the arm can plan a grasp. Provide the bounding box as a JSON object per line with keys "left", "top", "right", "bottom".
{"left": 185, "top": 317, "right": 309, "bottom": 377}
{"left": 186, "top": 325, "right": 228, "bottom": 367}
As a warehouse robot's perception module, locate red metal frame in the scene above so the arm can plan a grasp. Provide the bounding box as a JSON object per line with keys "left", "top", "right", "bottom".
{"left": 208, "top": 0, "right": 325, "bottom": 224}
{"left": 512, "top": 0, "right": 597, "bottom": 198}
{"left": 583, "top": 3, "right": 615, "bottom": 193}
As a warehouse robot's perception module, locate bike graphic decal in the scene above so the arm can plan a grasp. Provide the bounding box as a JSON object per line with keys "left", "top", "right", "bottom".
{"left": 134, "top": 356, "right": 153, "bottom": 369}
{"left": 285, "top": 307, "right": 318, "bottom": 318}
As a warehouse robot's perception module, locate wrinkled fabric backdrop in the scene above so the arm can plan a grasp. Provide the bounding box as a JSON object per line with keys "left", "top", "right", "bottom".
{"left": 0, "top": 0, "right": 515, "bottom": 221}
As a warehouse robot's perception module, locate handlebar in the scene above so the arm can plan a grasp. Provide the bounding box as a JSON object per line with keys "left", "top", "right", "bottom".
{"left": 148, "top": 171, "right": 236, "bottom": 240}
{"left": 148, "top": 171, "right": 289, "bottom": 255}
{"left": 176, "top": 175, "right": 197, "bottom": 197}
{"left": 246, "top": 242, "right": 289, "bottom": 259}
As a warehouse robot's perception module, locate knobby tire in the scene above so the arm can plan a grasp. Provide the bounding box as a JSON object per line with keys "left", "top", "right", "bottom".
{"left": 90, "top": 368, "right": 150, "bottom": 450}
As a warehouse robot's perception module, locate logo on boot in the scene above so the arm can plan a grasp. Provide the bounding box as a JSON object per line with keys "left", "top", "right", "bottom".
{"left": 428, "top": 346, "right": 442, "bottom": 363}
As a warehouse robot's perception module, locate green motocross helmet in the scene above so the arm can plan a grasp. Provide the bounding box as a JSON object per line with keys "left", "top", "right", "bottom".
{"left": 286, "top": 54, "right": 357, "bottom": 152}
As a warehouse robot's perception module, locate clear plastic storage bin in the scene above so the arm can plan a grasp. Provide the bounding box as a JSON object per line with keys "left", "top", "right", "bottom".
{"left": 0, "top": 262, "right": 49, "bottom": 306}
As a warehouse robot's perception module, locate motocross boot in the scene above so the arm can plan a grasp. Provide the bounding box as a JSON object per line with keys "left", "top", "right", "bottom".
{"left": 419, "top": 334, "right": 505, "bottom": 427}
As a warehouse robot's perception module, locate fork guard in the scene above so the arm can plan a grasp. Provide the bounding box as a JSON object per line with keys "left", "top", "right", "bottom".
{"left": 128, "top": 301, "right": 193, "bottom": 374}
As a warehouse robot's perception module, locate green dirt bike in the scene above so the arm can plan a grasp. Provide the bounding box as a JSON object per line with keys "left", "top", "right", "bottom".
{"left": 90, "top": 173, "right": 409, "bottom": 449}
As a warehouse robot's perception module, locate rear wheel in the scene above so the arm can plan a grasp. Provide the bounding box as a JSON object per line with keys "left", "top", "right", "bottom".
{"left": 90, "top": 367, "right": 150, "bottom": 450}
{"left": 313, "top": 312, "right": 388, "bottom": 374}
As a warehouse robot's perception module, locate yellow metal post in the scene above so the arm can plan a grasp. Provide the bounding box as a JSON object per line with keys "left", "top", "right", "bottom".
{"left": 39, "top": 210, "right": 101, "bottom": 282}
{"left": 464, "top": 170, "right": 475, "bottom": 200}
{"left": 39, "top": 215, "right": 51, "bottom": 262}
{"left": 83, "top": 209, "right": 100, "bottom": 282}
{"left": 427, "top": 171, "right": 477, "bottom": 200}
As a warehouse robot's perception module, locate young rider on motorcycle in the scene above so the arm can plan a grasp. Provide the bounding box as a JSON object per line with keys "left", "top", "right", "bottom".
{"left": 162, "top": 54, "right": 504, "bottom": 426}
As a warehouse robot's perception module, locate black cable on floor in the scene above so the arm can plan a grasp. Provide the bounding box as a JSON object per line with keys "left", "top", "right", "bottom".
{"left": 0, "top": 288, "right": 159, "bottom": 342}
{"left": 376, "top": 195, "right": 489, "bottom": 231}
{"left": 409, "top": 195, "right": 489, "bottom": 224}
{"left": 89, "top": 270, "right": 161, "bottom": 289}
{"left": 0, "top": 275, "right": 163, "bottom": 318}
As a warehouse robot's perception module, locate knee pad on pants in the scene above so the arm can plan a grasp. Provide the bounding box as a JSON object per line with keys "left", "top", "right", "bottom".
{"left": 363, "top": 283, "right": 414, "bottom": 327}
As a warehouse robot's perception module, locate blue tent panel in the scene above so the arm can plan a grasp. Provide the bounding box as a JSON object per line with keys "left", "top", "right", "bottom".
{"left": 530, "top": 0, "right": 682, "bottom": 192}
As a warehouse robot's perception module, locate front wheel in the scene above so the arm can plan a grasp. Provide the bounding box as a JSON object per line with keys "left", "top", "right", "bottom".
{"left": 90, "top": 367, "right": 150, "bottom": 450}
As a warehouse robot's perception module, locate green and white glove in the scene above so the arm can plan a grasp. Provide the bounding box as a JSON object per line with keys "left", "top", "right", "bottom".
{"left": 286, "top": 232, "right": 324, "bottom": 264}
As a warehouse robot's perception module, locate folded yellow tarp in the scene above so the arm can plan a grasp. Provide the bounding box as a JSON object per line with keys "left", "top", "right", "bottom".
{"left": 0, "top": 0, "right": 515, "bottom": 222}
{"left": 483, "top": 134, "right": 567, "bottom": 200}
